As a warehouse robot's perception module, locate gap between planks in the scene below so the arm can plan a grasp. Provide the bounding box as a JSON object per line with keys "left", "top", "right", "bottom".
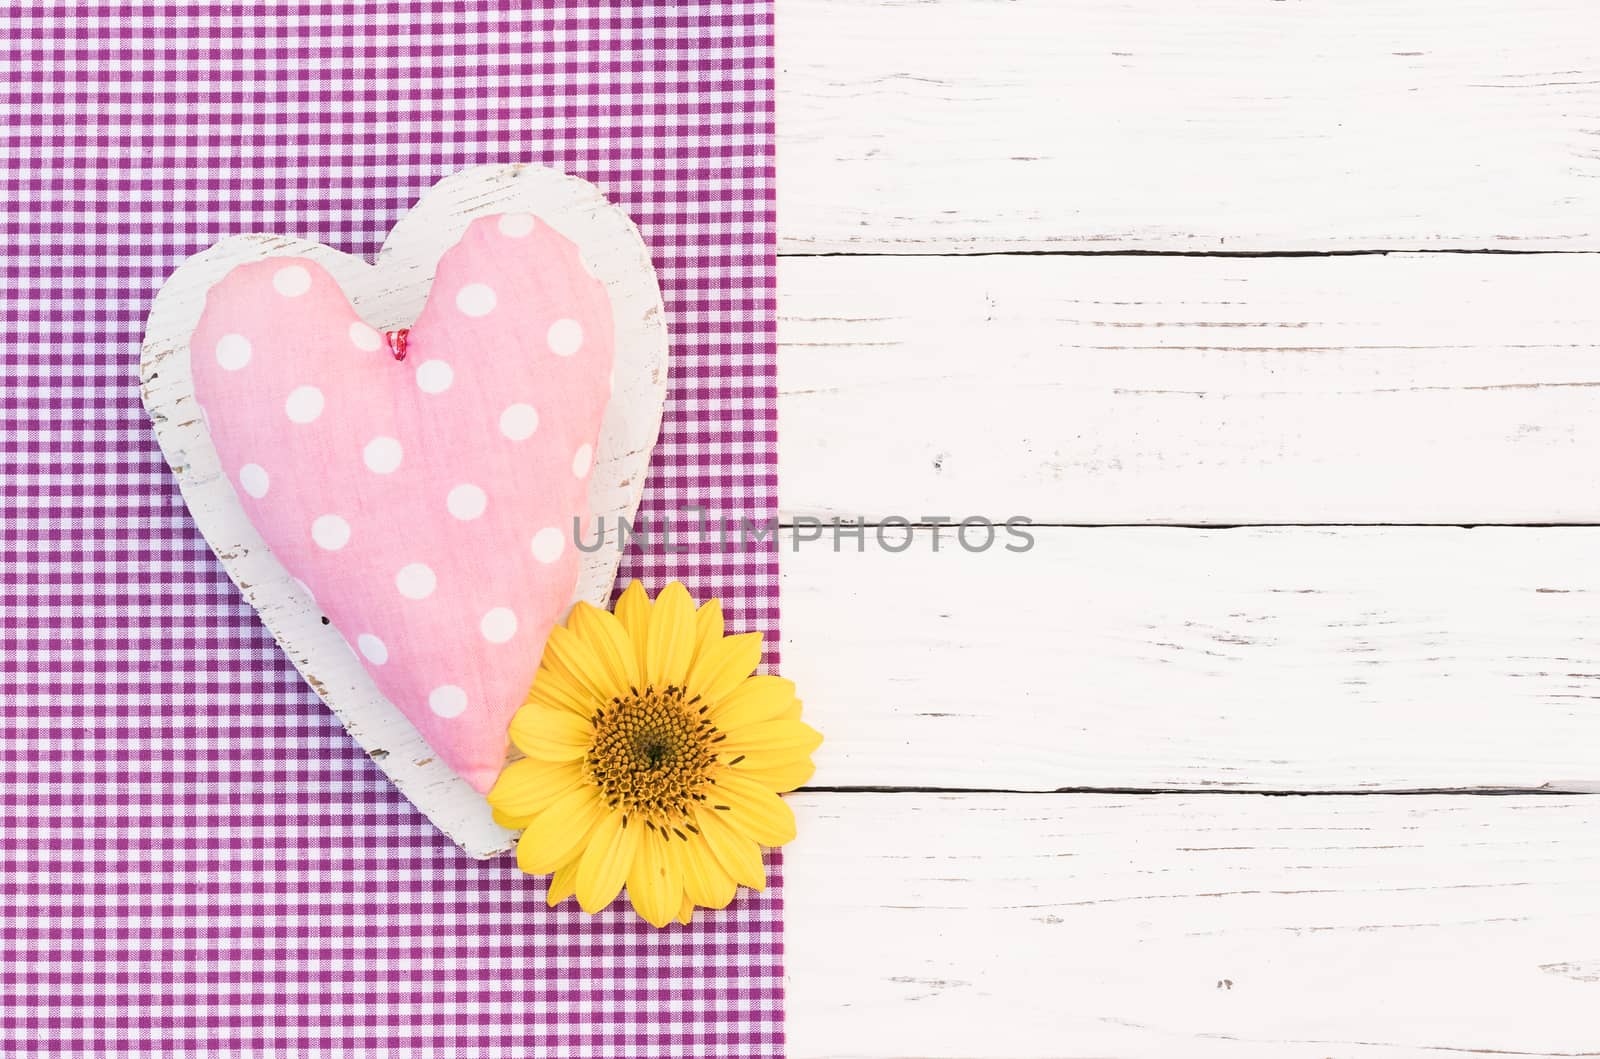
{"left": 778, "top": 521, "right": 1600, "bottom": 529}
{"left": 778, "top": 248, "right": 1600, "bottom": 260}
{"left": 799, "top": 785, "right": 1600, "bottom": 796}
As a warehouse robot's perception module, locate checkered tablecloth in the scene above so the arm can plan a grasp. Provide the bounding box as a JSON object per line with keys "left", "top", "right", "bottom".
{"left": 0, "top": 4, "right": 782, "bottom": 1055}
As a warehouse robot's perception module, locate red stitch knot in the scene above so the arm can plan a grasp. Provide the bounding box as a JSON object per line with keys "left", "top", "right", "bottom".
{"left": 383, "top": 328, "right": 410, "bottom": 362}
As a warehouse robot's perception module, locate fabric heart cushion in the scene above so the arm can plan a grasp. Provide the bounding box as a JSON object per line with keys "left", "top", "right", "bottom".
{"left": 190, "top": 214, "right": 613, "bottom": 793}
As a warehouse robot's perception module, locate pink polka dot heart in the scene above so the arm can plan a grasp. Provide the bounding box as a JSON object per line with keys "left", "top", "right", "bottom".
{"left": 190, "top": 214, "right": 614, "bottom": 793}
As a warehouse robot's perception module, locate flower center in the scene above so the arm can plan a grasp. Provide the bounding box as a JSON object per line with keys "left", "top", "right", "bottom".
{"left": 586, "top": 684, "right": 719, "bottom": 829}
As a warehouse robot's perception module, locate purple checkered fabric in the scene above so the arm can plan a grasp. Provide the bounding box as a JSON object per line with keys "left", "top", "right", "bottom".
{"left": 0, "top": 4, "right": 781, "bottom": 1056}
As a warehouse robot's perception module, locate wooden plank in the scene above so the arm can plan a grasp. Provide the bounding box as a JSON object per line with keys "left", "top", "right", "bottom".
{"left": 785, "top": 792, "right": 1600, "bottom": 1059}
{"left": 783, "top": 526, "right": 1600, "bottom": 791}
{"left": 779, "top": 252, "right": 1600, "bottom": 525}
{"left": 777, "top": 0, "right": 1600, "bottom": 253}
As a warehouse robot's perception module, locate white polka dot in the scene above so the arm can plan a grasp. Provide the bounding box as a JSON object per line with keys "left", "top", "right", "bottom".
{"left": 312, "top": 514, "right": 351, "bottom": 551}
{"left": 429, "top": 685, "right": 468, "bottom": 719}
{"left": 238, "top": 463, "right": 269, "bottom": 498}
{"left": 446, "top": 483, "right": 487, "bottom": 521}
{"left": 396, "top": 563, "right": 436, "bottom": 600}
{"left": 215, "top": 333, "right": 252, "bottom": 371}
{"left": 285, "top": 385, "right": 324, "bottom": 423}
{"left": 357, "top": 633, "right": 389, "bottom": 666}
{"left": 499, "top": 403, "right": 539, "bottom": 441}
{"left": 530, "top": 527, "right": 564, "bottom": 564}
{"left": 348, "top": 320, "right": 381, "bottom": 352}
{"left": 363, "top": 436, "right": 403, "bottom": 474}
{"left": 572, "top": 443, "right": 593, "bottom": 478}
{"left": 415, "top": 359, "right": 453, "bottom": 394}
{"left": 480, "top": 607, "right": 518, "bottom": 644}
{"left": 456, "top": 283, "right": 496, "bottom": 318}
{"left": 547, "top": 318, "right": 584, "bottom": 357}
{"left": 273, "top": 264, "right": 312, "bottom": 297}
{"left": 497, "top": 213, "right": 537, "bottom": 237}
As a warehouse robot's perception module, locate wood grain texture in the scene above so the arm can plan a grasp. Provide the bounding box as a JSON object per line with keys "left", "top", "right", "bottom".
{"left": 784, "top": 526, "right": 1600, "bottom": 792}
{"left": 139, "top": 164, "right": 668, "bottom": 857}
{"left": 785, "top": 793, "right": 1600, "bottom": 1059}
{"left": 773, "top": 6, "right": 1600, "bottom": 1055}
{"left": 779, "top": 252, "right": 1600, "bottom": 524}
{"left": 777, "top": 0, "right": 1600, "bottom": 253}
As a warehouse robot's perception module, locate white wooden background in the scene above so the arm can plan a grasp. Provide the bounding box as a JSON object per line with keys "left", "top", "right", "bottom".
{"left": 775, "top": 2, "right": 1600, "bottom": 1055}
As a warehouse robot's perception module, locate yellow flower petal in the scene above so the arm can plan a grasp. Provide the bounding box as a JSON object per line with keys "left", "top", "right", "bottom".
{"left": 679, "top": 830, "right": 738, "bottom": 910}
{"left": 676, "top": 894, "right": 695, "bottom": 925}
{"left": 614, "top": 579, "right": 652, "bottom": 677}
{"left": 693, "top": 803, "right": 766, "bottom": 891}
{"left": 727, "top": 756, "right": 816, "bottom": 793}
{"left": 487, "top": 758, "right": 586, "bottom": 820}
{"left": 717, "top": 718, "right": 823, "bottom": 762}
{"left": 627, "top": 829, "right": 684, "bottom": 928}
{"left": 526, "top": 662, "right": 600, "bottom": 717}
{"left": 543, "top": 621, "right": 626, "bottom": 703}
{"left": 508, "top": 705, "right": 594, "bottom": 761}
{"left": 569, "top": 601, "right": 641, "bottom": 697}
{"left": 645, "top": 581, "right": 695, "bottom": 689}
{"left": 708, "top": 674, "right": 798, "bottom": 730}
{"left": 493, "top": 807, "right": 532, "bottom": 830}
{"left": 516, "top": 786, "right": 607, "bottom": 875}
{"left": 547, "top": 858, "right": 580, "bottom": 907}
{"left": 686, "top": 631, "right": 763, "bottom": 705}
{"left": 575, "top": 811, "right": 640, "bottom": 914}
{"left": 709, "top": 772, "right": 797, "bottom": 847}
{"left": 693, "top": 598, "right": 724, "bottom": 660}
{"left": 661, "top": 836, "right": 697, "bottom": 923}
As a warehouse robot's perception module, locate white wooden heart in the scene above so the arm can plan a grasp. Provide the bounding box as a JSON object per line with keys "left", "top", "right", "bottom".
{"left": 139, "top": 164, "right": 668, "bottom": 858}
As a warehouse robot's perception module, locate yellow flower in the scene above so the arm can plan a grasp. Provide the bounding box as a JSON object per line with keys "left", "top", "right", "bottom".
{"left": 489, "top": 580, "right": 822, "bottom": 927}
